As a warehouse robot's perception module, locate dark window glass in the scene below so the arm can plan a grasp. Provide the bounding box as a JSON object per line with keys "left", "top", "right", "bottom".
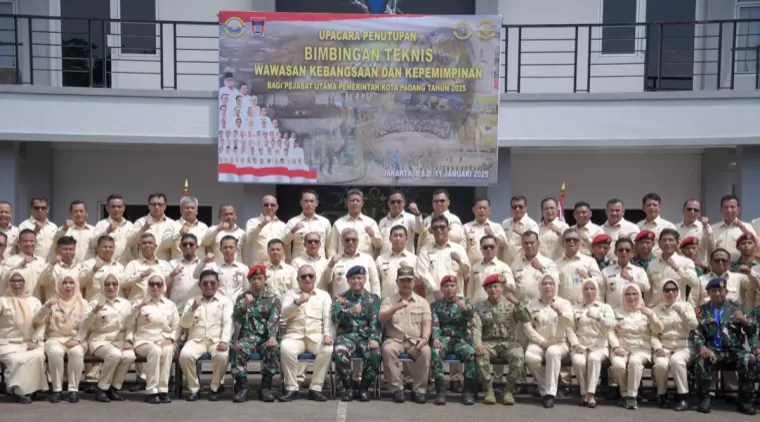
{"left": 601, "top": 0, "right": 637, "bottom": 54}
{"left": 120, "top": 0, "right": 157, "bottom": 54}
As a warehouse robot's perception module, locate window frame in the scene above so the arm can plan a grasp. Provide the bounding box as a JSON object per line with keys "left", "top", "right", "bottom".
{"left": 597, "top": 0, "right": 645, "bottom": 57}
{"left": 97, "top": 201, "right": 216, "bottom": 227}
{"left": 109, "top": 0, "right": 160, "bottom": 58}
{"left": 735, "top": 0, "right": 760, "bottom": 74}
{"left": 0, "top": 0, "right": 16, "bottom": 70}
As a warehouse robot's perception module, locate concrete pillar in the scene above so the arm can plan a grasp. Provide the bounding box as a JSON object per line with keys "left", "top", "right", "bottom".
{"left": 0, "top": 142, "right": 20, "bottom": 222}
{"left": 701, "top": 147, "right": 736, "bottom": 221}
{"left": 736, "top": 145, "right": 760, "bottom": 221}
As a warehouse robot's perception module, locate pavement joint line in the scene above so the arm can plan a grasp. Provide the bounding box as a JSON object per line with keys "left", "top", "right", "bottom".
{"left": 336, "top": 400, "right": 348, "bottom": 422}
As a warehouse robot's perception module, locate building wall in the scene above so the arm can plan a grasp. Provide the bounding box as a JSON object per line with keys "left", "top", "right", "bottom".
{"left": 511, "top": 148, "right": 703, "bottom": 222}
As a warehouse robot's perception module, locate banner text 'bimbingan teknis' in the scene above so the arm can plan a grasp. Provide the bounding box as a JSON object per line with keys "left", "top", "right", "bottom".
{"left": 217, "top": 11, "right": 501, "bottom": 186}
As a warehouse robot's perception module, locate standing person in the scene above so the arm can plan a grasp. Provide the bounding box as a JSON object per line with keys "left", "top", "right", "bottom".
{"left": 91, "top": 194, "right": 134, "bottom": 264}
{"left": 282, "top": 190, "right": 331, "bottom": 261}
{"left": 501, "top": 195, "right": 539, "bottom": 265}
{"left": 464, "top": 198, "right": 508, "bottom": 264}
{"left": 19, "top": 197, "right": 58, "bottom": 259}
{"left": 538, "top": 197, "right": 568, "bottom": 261}
{"left": 245, "top": 195, "right": 286, "bottom": 266}
{"left": 602, "top": 199, "right": 640, "bottom": 259}
{"left": 378, "top": 191, "right": 418, "bottom": 255}
{"left": 162, "top": 196, "right": 209, "bottom": 261}
{"left": 127, "top": 193, "right": 175, "bottom": 261}
{"left": 636, "top": 193, "right": 676, "bottom": 256}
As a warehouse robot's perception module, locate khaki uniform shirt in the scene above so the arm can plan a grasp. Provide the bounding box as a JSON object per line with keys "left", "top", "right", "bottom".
{"left": 0, "top": 254, "right": 46, "bottom": 299}
{"left": 38, "top": 260, "right": 83, "bottom": 299}
{"left": 415, "top": 241, "right": 470, "bottom": 300}
{"left": 380, "top": 292, "right": 431, "bottom": 342}
{"left": 609, "top": 307, "right": 664, "bottom": 352}
{"left": 132, "top": 296, "right": 181, "bottom": 348}
{"left": 291, "top": 255, "right": 329, "bottom": 292}
{"left": 245, "top": 215, "right": 286, "bottom": 266}
{"left": 281, "top": 287, "right": 334, "bottom": 342}
{"left": 54, "top": 223, "right": 95, "bottom": 262}
{"left": 600, "top": 263, "right": 650, "bottom": 309}
{"left": 375, "top": 250, "right": 418, "bottom": 300}
{"left": 91, "top": 217, "right": 134, "bottom": 264}
{"left": 79, "top": 297, "right": 134, "bottom": 346}
{"left": 128, "top": 215, "right": 175, "bottom": 261}
{"left": 18, "top": 217, "right": 58, "bottom": 259}
{"left": 603, "top": 219, "right": 640, "bottom": 260}
{"left": 523, "top": 296, "right": 574, "bottom": 345}
{"left": 651, "top": 302, "right": 699, "bottom": 350}
{"left": 179, "top": 292, "right": 234, "bottom": 344}
{"left": 282, "top": 213, "right": 331, "bottom": 262}
{"left": 572, "top": 300, "right": 616, "bottom": 349}
{"left": 464, "top": 219, "right": 508, "bottom": 264}
{"left": 512, "top": 254, "right": 559, "bottom": 304}
{"left": 539, "top": 219, "right": 569, "bottom": 261}
{"left": 556, "top": 253, "right": 602, "bottom": 304}
{"left": 677, "top": 220, "right": 712, "bottom": 261}
{"left": 202, "top": 224, "right": 245, "bottom": 264}
{"left": 0, "top": 296, "right": 43, "bottom": 344}
{"left": 122, "top": 256, "right": 173, "bottom": 300}
{"left": 636, "top": 216, "right": 676, "bottom": 255}
{"left": 193, "top": 260, "right": 248, "bottom": 303}
{"left": 78, "top": 258, "right": 124, "bottom": 300}
{"left": 571, "top": 222, "right": 604, "bottom": 256}
{"left": 265, "top": 261, "right": 298, "bottom": 300}
{"left": 645, "top": 254, "right": 699, "bottom": 308}
{"left": 693, "top": 271, "right": 754, "bottom": 313}
{"left": 0, "top": 224, "right": 19, "bottom": 258}
{"left": 321, "top": 252, "right": 380, "bottom": 298}
{"left": 416, "top": 210, "right": 466, "bottom": 252}
{"left": 710, "top": 219, "right": 757, "bottom": 261}
{"left": 162, "top": 218, "right": 209, "bottom": 261}
{"left": 327, "top": 213, "right": 383, "bottom": 259}
{"left": 468, "top": 258, "right": 515, "bottom": 303}
{"left": 378, "top": 212, "right": 418, "bottom": 255}
{"left": 501, "top": 215, "right": 539, "bottom": 266}
{"left": 167, "top": 257, "right": 201, "bottom": 310}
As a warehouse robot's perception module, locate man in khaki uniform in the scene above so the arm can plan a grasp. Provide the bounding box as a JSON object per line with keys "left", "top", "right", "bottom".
{"left": 127, "top": 193, "right": 175, "bottom": 260}
{"left": 167, "top": 233, "right": 202, "bottom": 310}
{"left": 468, "top": 235, "right": 515, "bottom": 301}
{"left": 501, "top": 195, "right": 539, "bottom": 266}
{"left": 193, "top": 236, "right": 248, "bottom": 303}
{"left": 292, "top": 232, "right": 329, "bottom": 293}
{"left": 512, "top": 231, "right": 559, "bottom": 307}
{"left": 464, "top": 198, "right": 507, "bottom": 264}
{"left": 709, "top": 194, "right": 757, "bottom": 261}
{"left": 379, "top": 266, "right": 432, "bottom": 404}
{"left": 571, "top": 202, "right": 604, "bottom": 256}
{"left": 245, "top": 195, "right": 286, "bottom": 266}
{"left": 637, "top": 193, "right": 676, "bottom": 256}
{"left": 601, "top": 238, "right": 650, "bottom": 309}
{"left": 376, "top": 225, "right": 418, "bottom": 300}
{"left": 322, "top": 228, "right": 380, "bottom": 298}
{"left": 412, "top": 189, "right": 466, "bottom": 251}
{"left": 79, "top": 235, "right": 125, "bottom": 300}
{"left": 202, "top": 205, "right": 246, "bottom": 263}
{"left": 162, "top": 196, "right": 209, "bottom": 261}
{"left": 264, "top": 239, "right": 298, "bottom": 300}
{"left": 0, "top": 229, "right": 46, "bottom": 298}
{"left": 602, "top": 199, "right": 640, "bottom": 260}
{"left": 282, "top": 190, "right": 331, "bottom": 261}
{"left": 538, "top": 198, "right": 568, "bottom": 261}
{"left": 19, "top": 197, "right": 58, "bottom": 259}
{"left": 416, "top": 215, "right": 470, "bottom": 303}
{"left": 37, "top": 236, "right": 83, "bottom": 300}
{"left": 676, "top": 199, "right": 711, "bottom": 262}
{"left": 0, "top": 201, "right": 19, "bottom": 258}
{"left": 53, "top": 200, "right": 94, "bottom": 262}
{"left": 91, "top": 194, "right": 134, "bottom": 264}
{"left": 645, "top": 229, "right": 699, "bottom": 308}
{"left": 178, "top": 269, "right": 233, "bottom": 401}
{"left": 556, "top": 228, "right": 603, "bottom": 304}
{"left": 378, "top": 191, "right": 418, "bottom": 255}
{"left": 122, "top": 233, "right": 173, "bottom": 301}
{"left": 327, "top": 189, "right": 383, "bottom": 259}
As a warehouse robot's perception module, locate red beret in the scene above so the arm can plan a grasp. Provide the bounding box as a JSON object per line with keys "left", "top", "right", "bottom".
{"left": 591, "top": 234, "right": 612, "bottom": 246}
{"left": 440, "top": 275, "right": 457, "bottom": 287}
{"left": 737, "top": 232, "right": 756, "bottom": 247}
{"left": 482, "top": 274, "right": 504, "bottom": 288}
{"left": 635, "top": 230, "right": 655, "bottom": 242}
{"left": 247, "top": 264, "right": 267, "bottom": 279}
{"left": 679, "top": 236, "right": 699, "bottom": 249}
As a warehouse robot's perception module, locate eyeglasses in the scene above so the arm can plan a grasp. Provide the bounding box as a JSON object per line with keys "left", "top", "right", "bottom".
{"left": 481, "top": 244, "right": 496, "bottom": 250}
{"left": 263, "top": 203, "right": 277, "bottom": 208}
{"left": 181, "top": 242, "right": 196, "bottom": 247}
{"left": 432, "top": 199, "right": 447, "bottom": 204}
{"left": 343, "top": 238, "right": 358, "bottom": 243}
{"left": 564, "top": 238, "right": 581, "bottom": 243}
{"left": 712, "top": 258, "right": 730, "bottom": 263}
{"left": 616, "top": 248, "right": 632, "bottom": 253}
{"left": 149, "top": 202, "right": 165, "bottom": 207}
{"left": 511, "top": 204, "right": 525, "bottom": 210}
{"left": 685, "top": 207, "right": 700, "bottom": 212}
{"left": 33, "top": 206, "right": 48, "bottom": 211}
{"left": 389, "top": 200, "right": 403, "bottom": 205}
{"left": 148, "top": 282, "right": 164, "bottom": 288}
{"left": 300, "top": 274, "right": 316, "bottom": 280}
{"left": 305, "top": 239, "right": 320, "bottom": 244}
{"left": 200, "top": 281, "right": 217, "bottom": 287}
{"left": 431, "top": 225, "right": 447, "bottom": 231}
{"left": 663, "top": 288, "right": 678, "bottom": 293}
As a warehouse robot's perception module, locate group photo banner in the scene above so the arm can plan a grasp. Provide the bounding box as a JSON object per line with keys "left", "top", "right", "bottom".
{"left": 217, "top": 11, "right": 502, "bottom": 186}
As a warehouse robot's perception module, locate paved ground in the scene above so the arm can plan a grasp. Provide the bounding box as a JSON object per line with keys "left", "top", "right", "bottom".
{"left": 1, "top": 388, "right": 753, "bottom": 422}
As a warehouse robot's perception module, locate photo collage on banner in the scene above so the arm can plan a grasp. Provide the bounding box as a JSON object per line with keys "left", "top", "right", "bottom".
{"left": 217, "top": 11, "right": 501, "bottom": 186}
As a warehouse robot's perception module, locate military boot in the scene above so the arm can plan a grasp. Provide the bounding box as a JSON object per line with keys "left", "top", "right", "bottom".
{"left": 259, "top": 373, "right": 275, "bottom": 402}
{"left": 696, "top": 394, "right": 712, "bottom": 414}
{"left": 340, "top": 379, "right": 354, "bottom": 402}
{"left": 738, "top": 393, "right": 757, "bottom": 415}
{"left": 672, "top": 394, "right": 688, "bottom": 412}
{"left": 502, "top": 390, "right": 515, "bottom": 406}
{"left": 461, "top": 379, "right": 476, "bottom": 406}
{"left": 434, "top": 378, "right": 446, "bottom": 405}
{"left": 482, "top": 381, "right": 496, "bottom": 404}
{"left": 357, "top": 379, "right": 371, "bottom": 402}
{"left": 233, "top": 376, "right": 249, "bottom": 403}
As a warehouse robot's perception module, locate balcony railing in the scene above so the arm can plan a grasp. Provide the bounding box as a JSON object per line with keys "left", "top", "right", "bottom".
{"left": 0, "top": 14, "right": 758, "bottom": 93}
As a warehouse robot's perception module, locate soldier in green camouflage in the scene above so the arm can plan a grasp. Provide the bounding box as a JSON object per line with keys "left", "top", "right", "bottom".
{"left": 331, "top": 265, "right": 382, "bottom": 402}
{"left": 692, "top": 277, "right": 757, "bottom": 415}
{"left": 732, "top": 232, "right": 759, "bottom": 275}
{"left": 430, "top": 275, "right": 476, "bottom": 406}
{"left": 632, "top": 230, "right": 657, "bottom": 271}
{"left": 230, "top": 265, "right": 281, "bottom": 403}
{"left": 591, "top": 234, "right": 615, "bottom": 270}
{"left": 473, "top": 274, "right": 528, "bottom": 405}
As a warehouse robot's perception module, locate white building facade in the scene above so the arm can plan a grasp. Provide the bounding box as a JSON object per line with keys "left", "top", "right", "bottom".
{"left": 0, "top": 0, "right": 759, "bottom": 226}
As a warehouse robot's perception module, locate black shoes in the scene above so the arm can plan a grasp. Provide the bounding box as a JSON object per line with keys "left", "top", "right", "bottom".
{"left": 308, "top": 389, "right": 328, "bottom": 402}
{"left": 186, "top": 391, "right": 200, "bottom": 402}
{"left": 434, "top": 378, "right": 446, "bottom": 405}
{"left": 392, "top": 390, "right": 405, "bottom": 403}
{"left": 279, "top": 390, "right": 299, "bottom": 402}
{"left": 542, "top": 395, "right": 555, "bottom": 408}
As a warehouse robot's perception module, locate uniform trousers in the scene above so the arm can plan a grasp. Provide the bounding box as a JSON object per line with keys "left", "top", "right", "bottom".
{"left": 45, "top": 340, "right": 86, "bottom": 392}
{"left": 0, "top": 343, "right": 49, "bottom": 395}
{"left": 281, "top": 337, "right": 333, "bottom": 392}
{"left": 571, "top": 347, "right": 608, "bottom": 395}
{"left": 179, "top": 339, "right": 229, "bottom": 393}
{"left": 476, "top": 340, "right": 524, "bottom": 389}
{"left": 134, "top": 343, "right": 175, "bottom": 395}
{"left": 610, "top": 348, "right": 651, "bottom": 398}
{"left": 653, "top": 348, "right": 692, "bottom": 395}
{"left": 382, "top": 339, "right": 431, "bottom": 394}
{"left": 525, "top": 343, "right": 568, "bottom": 396}
{"left": 91, "top": 341, "right": 136, "bottom": 391}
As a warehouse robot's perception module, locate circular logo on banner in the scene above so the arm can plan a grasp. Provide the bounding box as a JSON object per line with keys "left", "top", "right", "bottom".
{"left": 224, "top": 17, "right": 245, "bottom": 38}
{"left": 477, "top": 19, "right": 497, "bottom": 40}
{"left": 453, "top": 21, "right": 473, "bottom": 40}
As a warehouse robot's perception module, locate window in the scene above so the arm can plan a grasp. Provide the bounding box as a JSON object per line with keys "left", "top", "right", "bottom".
{"left": 601, "top": 0, "right": 638, "bottom": 54}
{"left": 99, "top": 204, "right": 214, "bottom": 226}
{"left": 736, "top": 1, "right": 760, "bottom": 74}
{"left": 118, "top": 0, "right": 157, "bottom": 55}
{"left": 0, "top": 1, "right": 15, "bottom": 71}
{"left": 562, "top": 209, "right": 645, "bottom": 227}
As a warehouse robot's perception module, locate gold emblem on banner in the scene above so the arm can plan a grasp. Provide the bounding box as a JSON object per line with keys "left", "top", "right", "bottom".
{"left": 477, "top": 19, "right": 497, "bottom": 40}
{"left": 453, "top": 21, "right": 473, "bottom": 41}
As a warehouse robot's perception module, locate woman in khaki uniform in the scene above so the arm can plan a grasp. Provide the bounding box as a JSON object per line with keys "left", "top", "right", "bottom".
{"left": 570, "top": 278, "right": 615, "bottom": 408}
{"left": 132, "top": 273, "right": 180, "bottom": 404}
{"left": 35, "top": 272, "right": 88, "bottom": 403}
{"left": 609, "top": 283, "right": 663, "bottom": 409}
{"left": 0, "top": 270, "right": 48, "bottom": 403}
{"left": 79, "top": 272, "right": 136, "bottom": 402}
{"left": 651, "top": 279, "right": 698, "bottom": 411}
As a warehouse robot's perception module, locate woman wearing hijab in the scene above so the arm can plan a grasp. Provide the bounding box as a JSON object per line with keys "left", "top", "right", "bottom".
{"left": 34, "top": 272, "right": 88, "bottom": 403}
{"left": 651, "top": 279, "right": 698, "bottom": 411}
{"left": 79, "top": 272, "right": 136, "bottom": 402}
{"left": 132, "top": 273, "right": 180, "bottom": 404}
{"left": 0, "top": 270, "right": 49, "bottom": 403}
{"left": 524, "top": 274, "right": 575, "bottom": 409}
{"left": 609, "top": 283, "right": 663, "bottom": 409}
{"left": 570, "top": 278, "right": 615, "bottom": 408}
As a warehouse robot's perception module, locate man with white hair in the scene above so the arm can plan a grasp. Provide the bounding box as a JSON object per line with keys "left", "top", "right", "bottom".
{"left": 162, "top": 196, "right": 209, "bottom": 261}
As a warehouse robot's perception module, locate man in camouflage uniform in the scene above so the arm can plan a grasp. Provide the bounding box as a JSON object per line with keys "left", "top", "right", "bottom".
{"left": 230, "top": 265, "right": 281, "bottom": 403}
{"left": 430, "top": 275, "right": 476, "bottom": 406}
{"left": 692, "top": 277, "right": 756, "bottom": 415}
{"left": 680, "top": 237, "right": 710, "bottom": 278}
{"left": 591, "top": 234, "right": 615, "bottom": 270}
{"left": 632, "top": 230, "right": 656, "bottom": 271}
{"left": 473, "top": 274, "right": 528, "bottom": 405}
{"left": 331, "top": 265, "right": 382, "bottom": 402}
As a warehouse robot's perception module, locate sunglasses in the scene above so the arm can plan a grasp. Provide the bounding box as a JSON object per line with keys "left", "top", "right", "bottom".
{"left": 432, "top": 199, "right": 447, "bottom": 204}
{"left": 663, "top": 288, "right": 678, "bottom": 293}
{"left": 343, "top": 238, "right": 358, "bottom": 243}
{"left": 149, "top": 202, "right": 165, "bottom": 207}
{"left": 305, "top": 239, "right": 320, "bottom": 244}
{"left": 148, "top": 282, "right": 164, "bottom": 288}
{"left": 300, "top": 274, "right": 316, "bottom": 280}
{"left": 431, "top": 225, "right": 447, "bottom": 231}
{"left": 712, "top": 258, "right": 729, "bottom": 263}
{"left": 181, "top": 242, "right": 196, "bottom": 247}
{"left": 616, "top": 248, "right": 632, "bottom": 253}
{"left": 200, "top": 281, "right": 217, "bottom": 286}
{"left": 33, "top": 206, "right": 48, "bottom": 210}
{"left": 481, "top": 244, "right": 496, "bottom": 250}
{"left": 564, "top": 238, "right": 581, "bottom": 243}
{"left": 685, "top": 207, "right": 700, "bottom": 212}
{"left": 511, "top": 204, "right": 525, "bottom": 210}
